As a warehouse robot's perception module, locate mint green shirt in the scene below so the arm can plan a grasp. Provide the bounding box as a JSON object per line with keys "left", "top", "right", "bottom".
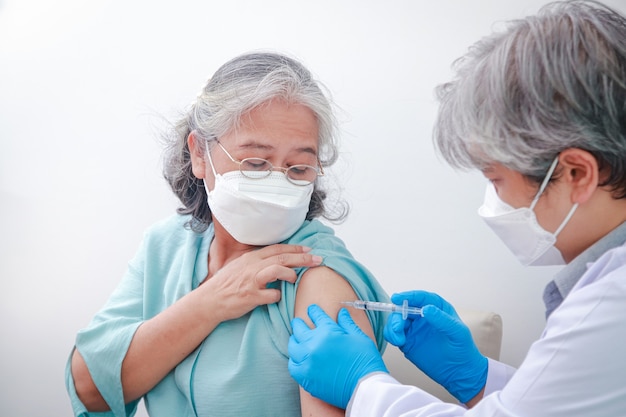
{"left": 66, "top": 215, "right": 389, "bottom": 417}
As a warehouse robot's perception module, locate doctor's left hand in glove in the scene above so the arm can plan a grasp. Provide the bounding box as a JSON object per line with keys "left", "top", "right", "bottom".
{"left": 288, "top": 304, "right": 388, "bottom": 409}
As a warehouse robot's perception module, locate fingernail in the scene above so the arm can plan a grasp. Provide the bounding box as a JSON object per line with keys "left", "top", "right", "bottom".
{"left": 301, "top": 246, "right": 312, "bottom": 252}
{"left": 311, "top": 255, "right": 323, "bottom": 264}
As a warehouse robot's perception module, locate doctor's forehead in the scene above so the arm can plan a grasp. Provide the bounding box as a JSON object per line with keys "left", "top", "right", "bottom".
{"left": 480, "top": 163, "right": 512, "bottom": 177}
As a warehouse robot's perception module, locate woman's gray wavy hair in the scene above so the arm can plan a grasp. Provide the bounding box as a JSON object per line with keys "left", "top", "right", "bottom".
{"left": 434, "top": 0, "right": 626, "bottom": 197}
{"left": 162, "top": 51, "right": 346, "bottom": 232}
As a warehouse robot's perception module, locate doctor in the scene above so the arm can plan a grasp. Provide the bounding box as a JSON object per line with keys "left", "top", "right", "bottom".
{"left": 287, "top": 1, "right": 626, "bottom": 415}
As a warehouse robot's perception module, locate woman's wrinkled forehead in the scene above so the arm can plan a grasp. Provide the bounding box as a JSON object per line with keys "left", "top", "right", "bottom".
{"left": 218, "top": 100, "right": 320, "bottom": 154}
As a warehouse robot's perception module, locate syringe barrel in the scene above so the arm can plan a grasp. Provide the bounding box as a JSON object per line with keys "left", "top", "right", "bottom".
{"left": 360, "top": 301, "right": 390, "bottom": 310}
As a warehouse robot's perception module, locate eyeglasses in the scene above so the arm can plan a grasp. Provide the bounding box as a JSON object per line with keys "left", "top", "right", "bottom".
{"left": 213, "top": 140, "right": 324, "bottom": 186}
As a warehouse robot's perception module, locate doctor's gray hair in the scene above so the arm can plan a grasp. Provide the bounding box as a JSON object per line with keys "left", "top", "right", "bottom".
{"left": 162, "top": 51, "right": 345, "bottom": 232}
{"left": 433, "top": 0, "right": 626, "bottom": 197}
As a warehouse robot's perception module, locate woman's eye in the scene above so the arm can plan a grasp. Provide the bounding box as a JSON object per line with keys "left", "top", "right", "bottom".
{"left": 289, "top": 166, "right": 306, "bottom": 175}
{"left": 241, "top": 159, "right": 271, "bottom": 171}
{"left": 287, "top": 166, "right": 317, "bottom": 183}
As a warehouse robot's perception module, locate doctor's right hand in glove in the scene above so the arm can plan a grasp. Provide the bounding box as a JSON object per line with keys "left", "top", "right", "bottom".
{"left": 384, "top": 290, "right": 488, "bottom": 404}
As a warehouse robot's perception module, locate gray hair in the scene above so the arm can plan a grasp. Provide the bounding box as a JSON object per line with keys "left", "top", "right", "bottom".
{"left": 433, "top": 0, "right": 626, "bottom": 197}
{"left": 162, "top": 51, "right": 347, "bottom": 232}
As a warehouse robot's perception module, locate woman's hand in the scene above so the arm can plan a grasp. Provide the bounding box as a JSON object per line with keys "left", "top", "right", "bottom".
{"left": 73, "top": 244, "right": 322, "bottom": 411}
{"left": 200, "top": 244, "right": 323, "bottom": 322}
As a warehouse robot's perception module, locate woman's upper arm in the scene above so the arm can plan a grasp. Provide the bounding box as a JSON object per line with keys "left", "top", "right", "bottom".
{"left": 294, "top": 266, "right": 377, "bottom": 417}
{"left": 294, "top": 265, "right": 376, "bottom": 340}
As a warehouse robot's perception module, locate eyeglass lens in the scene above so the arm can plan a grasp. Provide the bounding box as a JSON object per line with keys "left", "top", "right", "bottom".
{"left": 240, "top": 158, "right": 318, "bottom": 184}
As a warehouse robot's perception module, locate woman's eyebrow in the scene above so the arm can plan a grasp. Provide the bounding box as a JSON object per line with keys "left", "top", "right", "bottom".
{"left": 297, "top": 146, "right": 318, "bottom": 156}
{"left": 238, "top": 142, "right": 274, "bottom": 151}
{"left": 238, "top": 141, "right": 317, "bottom": 155}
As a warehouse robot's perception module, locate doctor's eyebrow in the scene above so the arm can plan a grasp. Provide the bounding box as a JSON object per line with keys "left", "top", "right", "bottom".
{"left": 481, "top": 165, "right": 496, "bottom": 175}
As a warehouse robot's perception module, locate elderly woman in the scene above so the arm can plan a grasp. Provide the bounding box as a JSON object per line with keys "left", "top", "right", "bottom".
{"left": 287, "top": 1, "right": 626, "bottom": 416}
{"left": 65, "top": 52, "right": 389, "bottom": 417}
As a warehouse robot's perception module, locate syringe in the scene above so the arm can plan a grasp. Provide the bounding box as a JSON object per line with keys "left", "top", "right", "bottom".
{"left": 341, "top": 300, "right": 423, "bottom": 320}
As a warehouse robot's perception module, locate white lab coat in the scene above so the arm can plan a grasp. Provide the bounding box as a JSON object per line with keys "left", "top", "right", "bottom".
{"left": 347, "top": 242, "right": 626, "bottom": 416}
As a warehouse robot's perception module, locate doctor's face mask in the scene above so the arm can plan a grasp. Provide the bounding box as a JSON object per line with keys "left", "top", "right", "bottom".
{"left": 478, "top": 157, "right": 578, "bottom": 266}
{"left": 203, "top": 141, "right": 313, "bottom": 246}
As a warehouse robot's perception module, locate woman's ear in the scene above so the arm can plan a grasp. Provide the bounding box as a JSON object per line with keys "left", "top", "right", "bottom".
{"left": 188, "top": 131, "right": 207, "bottom": 179}
{"left": 558, "top": 148, "right": 599, "bottom": 204}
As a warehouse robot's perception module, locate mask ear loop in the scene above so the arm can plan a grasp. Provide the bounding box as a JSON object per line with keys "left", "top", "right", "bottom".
{"left": 529, "top": 156, "right": 560, "bottom": 210}
{"left": 553, "top": 203, "right": 578, "bottom": 236}
{"left": 529, "top": 155, "right": 578, "bottom": 237}
{"left": 204, "top": 139, "right": 219, "bottom": 177}
{"left": 199, "top": 135, "right": 219, "bottom": 196}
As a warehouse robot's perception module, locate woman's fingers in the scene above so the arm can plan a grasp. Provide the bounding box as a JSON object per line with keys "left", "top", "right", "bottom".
{"left": 201, "top": 244, "right": 323, "bottom": 321}
{"left": 254, "top": 244, "right": 323, "bottom": 269}
{"left": 256, "top": 263, "right": 300, "bottom": 287}
{"left": 255, "top": 244, "right": 313, "bottom": 257}
{"left": 247, "top": 245, "right": 323, "bottom": 287}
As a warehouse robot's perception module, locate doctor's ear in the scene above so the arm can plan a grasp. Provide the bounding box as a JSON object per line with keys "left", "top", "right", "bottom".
{"left": 558, "top": 148, "right": 599, "bottom": 204}
{"left": 188, "top": 131, "right": 207, "bottom": 179}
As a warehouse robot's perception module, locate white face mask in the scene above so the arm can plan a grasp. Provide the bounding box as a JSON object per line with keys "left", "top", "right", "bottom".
{"left": 203, "top": 143, "right": 313, "bottom": 246}
{"left": 478, "top": 157, "right": 578, "bottom": 266}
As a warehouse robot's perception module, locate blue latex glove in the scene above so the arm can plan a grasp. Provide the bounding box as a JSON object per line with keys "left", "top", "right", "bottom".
{"left": 384, "top": 291, "right": 488, "bottom": 403}
{"left": 288, "top": 304, "right": 388, "bottom": 409}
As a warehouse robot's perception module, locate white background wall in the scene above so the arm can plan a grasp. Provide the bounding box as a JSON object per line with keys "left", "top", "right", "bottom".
{"left": 2, "top": 0, "right": 625, "bottom": 415}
